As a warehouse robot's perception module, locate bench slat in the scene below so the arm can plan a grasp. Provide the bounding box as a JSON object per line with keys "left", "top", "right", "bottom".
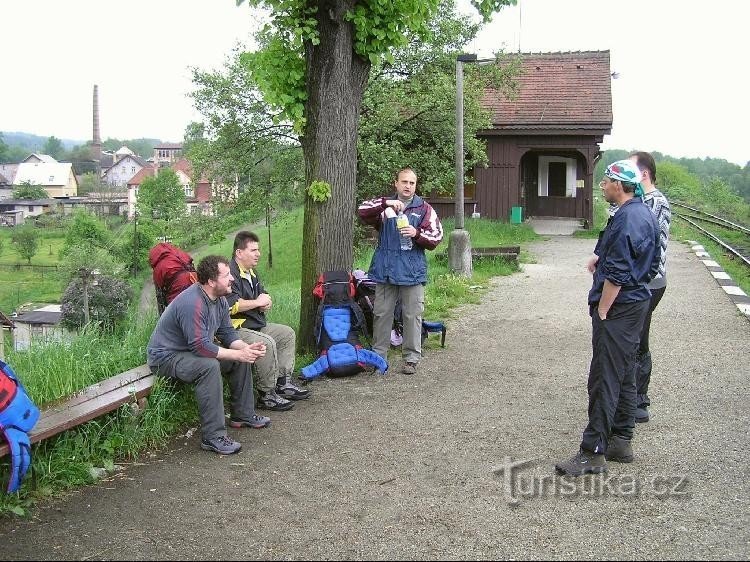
{"left": 0, "top": 370, "right": 157, "bottom": 458}
{"left": 41, "top": 365, "right": 153, "bottom": 413}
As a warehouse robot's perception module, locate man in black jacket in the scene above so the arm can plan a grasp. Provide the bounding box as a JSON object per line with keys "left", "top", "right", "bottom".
{"left": 226, "top": 231, "right": 310, "bottom": 411}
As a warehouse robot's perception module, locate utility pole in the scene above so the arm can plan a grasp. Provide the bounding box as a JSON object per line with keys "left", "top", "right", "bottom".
{"left": 448, "top": 54, "right": 477, "bottom": 277}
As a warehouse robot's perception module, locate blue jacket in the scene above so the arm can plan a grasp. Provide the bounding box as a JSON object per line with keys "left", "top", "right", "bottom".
{"left": 358, "top": 195, "right": 443, "bottom": 286}
{"left": 589, "top": 197, "right": 660, "bottom": 305}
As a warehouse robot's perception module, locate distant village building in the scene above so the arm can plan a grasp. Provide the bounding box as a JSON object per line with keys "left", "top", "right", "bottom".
{"left": 12, "top": 159, "right": 79, "bottom": 198}
{"left": 153, "top": 143, "right": 183, "bottom": 168}
{"left": 12, "top": 304, "right": 71, "bottom": 351}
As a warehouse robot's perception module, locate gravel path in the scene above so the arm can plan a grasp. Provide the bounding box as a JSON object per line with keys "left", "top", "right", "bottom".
{"left": 4, "top": 236, "right": 749, "bottom": 560}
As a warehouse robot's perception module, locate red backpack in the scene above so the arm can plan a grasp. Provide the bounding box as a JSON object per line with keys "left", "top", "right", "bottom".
{"left": 148, "top": 242, "right": 198, "bottom": 314}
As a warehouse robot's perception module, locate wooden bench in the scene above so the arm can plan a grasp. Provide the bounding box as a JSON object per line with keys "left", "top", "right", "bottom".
{"left": 435, "top": 245, "right": 520, "bottom": 263}
{"left": 0, "top": 364, "right": 156, "bottom": 458}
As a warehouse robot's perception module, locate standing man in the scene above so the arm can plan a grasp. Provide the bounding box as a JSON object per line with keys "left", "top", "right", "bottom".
{"left": 556, "top": 160, "right": 660, "bottom": 476}
{"left": 147, "top": 255, "right": 271, "bottom": 456}
{"left": 629, "top": 151, "right": 670, "bottom": 423}
{"left": 357, "top": 167, "right": 443, "bottom": 375}
{"left": 227, "top": 231, "right": 310, "bottom": 412}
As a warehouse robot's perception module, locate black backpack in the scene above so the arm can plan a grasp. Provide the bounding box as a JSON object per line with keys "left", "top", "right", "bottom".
{"left": 300, "top": 271, "right": 387, "bottom": 380}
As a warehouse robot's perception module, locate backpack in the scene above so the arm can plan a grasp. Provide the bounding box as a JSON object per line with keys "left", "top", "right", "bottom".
{"left": 148, "top": 242, "right": 198, "bottom": 315}
{"left": 300, "top": 271, "right": 388, "bottom": 380}
{"left": 0, "top": 360, "right": 40, "bottom": 493}
{"left": 353, "top": 269, "right": 447, "bottom": 348}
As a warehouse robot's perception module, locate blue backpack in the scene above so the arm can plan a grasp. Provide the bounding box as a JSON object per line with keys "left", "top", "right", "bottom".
{"left": 0, "top": 360, "right": 40, "bottom": 493}
{"left": 300, "top": 271, "right": 388, "bottom": 380}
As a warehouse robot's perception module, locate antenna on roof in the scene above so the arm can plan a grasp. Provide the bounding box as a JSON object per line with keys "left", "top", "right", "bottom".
{"left": 518, "top": 1, "right": 522, "bottom": 52}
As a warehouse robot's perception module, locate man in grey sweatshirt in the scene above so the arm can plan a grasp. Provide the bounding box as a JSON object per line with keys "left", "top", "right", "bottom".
{"left": 147, "top": 255, "right": 270, "bottom": 455}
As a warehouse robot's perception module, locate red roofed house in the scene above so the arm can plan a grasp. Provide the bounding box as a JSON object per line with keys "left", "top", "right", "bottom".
{"left": 431, "top": 50, "right": 613, "bottom": 229}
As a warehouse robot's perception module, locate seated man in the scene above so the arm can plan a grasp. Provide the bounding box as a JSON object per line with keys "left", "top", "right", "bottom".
{"left": 227, "top": 231, "right": 310, "bottom": 412}
{"left": 147, "top": 255, "right": 271, "bottom": 456}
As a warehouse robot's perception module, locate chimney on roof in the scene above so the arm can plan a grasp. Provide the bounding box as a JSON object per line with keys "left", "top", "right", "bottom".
{"left": 92, "top": 85, "right": 102, "bottom": 166}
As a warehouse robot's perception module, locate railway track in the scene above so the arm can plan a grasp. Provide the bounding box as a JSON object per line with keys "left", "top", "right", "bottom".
{"left": 671, "top": 202, "right": 750, "bottom": 267}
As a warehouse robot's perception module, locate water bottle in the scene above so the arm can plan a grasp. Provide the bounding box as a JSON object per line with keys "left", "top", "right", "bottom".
{"left": 396, "top": 211, "right": 412, "bottom": 250}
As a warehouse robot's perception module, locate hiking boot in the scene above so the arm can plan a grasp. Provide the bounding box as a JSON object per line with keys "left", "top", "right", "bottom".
{"left": 402, "top": 362, "right": 417, "bottom": 375}
{"left": 555, "top": 449, "right": 607, "bottom": 476}
{"left": 201, "top": 435, "right": 241, "bottom": 455}
{"left": 276, "top": 376, "right": 311, "bottom": 401}
{"left": 257, "top": 389, "right": 294, "bottom": 411}
{"left": 635, "top": 406, "right": 650, "bottom": 423}
{"left": 228, "top": 414, "right": 272, "bottom": 429}
{"left": 605, "top": 435, "right": 634, "bottom": 463}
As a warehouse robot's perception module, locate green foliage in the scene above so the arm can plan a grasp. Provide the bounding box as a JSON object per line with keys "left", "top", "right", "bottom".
{"left": 41, "top": 136, "right": 64, "bottom": 160}
{"left": 239, "top": 0, "right": 514, "bottom": 132}
{"left": 358, "top": 2, "right": 520, "bottom": 198}
{"left": 58, "top": 244, "right": 124, "bottom": 282}
{"left": 306, "top": 180, "right": 331, "bottom": 202}
{"left": 188, "top": 49, "right": 302, "bottom": 198}
{"left": 61, "top": 210, "right": 111, "bottom": 256}
{"left": 60, "top": 274, "right": 133, "bottom": 331}
{"left": 12, "top": 181, "right": 48, "bottom": 200}
{"left": 115, "top": 225, "right": 155, "bottom": 276}
{"left": 77, "top": 172, "right": 102, "bottom": 196}
{"left": 136, "top": 169, "right": 187, "bottom": 239}
{"left": 10, "top": 226, "right": 39, "bottom": 264}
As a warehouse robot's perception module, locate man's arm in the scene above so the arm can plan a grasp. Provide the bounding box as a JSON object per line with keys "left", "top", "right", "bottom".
{"left": 413, "top": 204, "right": 443, "bottom": 250}
{"left": 597, "top": 279, "right": 621, "bottom": 320}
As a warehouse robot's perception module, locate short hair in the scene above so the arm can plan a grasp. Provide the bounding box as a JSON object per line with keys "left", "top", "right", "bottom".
{"left": 629, "top": 151, "right": 657, "bottom": 184}
{"left": 396, "top": 167, "right": 418, "bottom": 181}
{"left": 233, "top": 231, "right": 259, "bottom": 253}
{"left": 197, "top": 255, "right": 229, "bottom": 284}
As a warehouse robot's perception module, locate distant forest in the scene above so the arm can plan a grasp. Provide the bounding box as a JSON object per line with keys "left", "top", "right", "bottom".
{"left": 596, "top": 149, "right": 750, "bottom": 204}
{"left": 0, "top": 131, "right": 161, "bottom": 164}
{"left": 2, "top": 130, "right": 749, "bottom": 204}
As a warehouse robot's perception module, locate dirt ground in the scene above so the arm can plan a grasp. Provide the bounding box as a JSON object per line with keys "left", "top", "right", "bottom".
{"left": 3, "top": 236, "right": 749, "bottom": 560}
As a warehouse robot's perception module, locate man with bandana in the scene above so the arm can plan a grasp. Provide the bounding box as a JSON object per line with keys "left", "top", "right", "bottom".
{"left": 556, "top": 160, "right": 660, "bottom": 476}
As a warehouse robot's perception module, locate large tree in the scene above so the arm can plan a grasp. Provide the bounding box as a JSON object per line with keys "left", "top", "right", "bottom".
{"left": 42, "top": 136, "right": 65, "bottom": 160}
{"left": 238, "top": 0, "right": 514, "bottom": 350}
{"left": 136, "top": 169, "right": 187, "bottom": 240}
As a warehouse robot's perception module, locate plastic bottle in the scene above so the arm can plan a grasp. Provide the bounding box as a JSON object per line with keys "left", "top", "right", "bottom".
{"left": 396, "top": 211, "right": 412, "bottom": 250}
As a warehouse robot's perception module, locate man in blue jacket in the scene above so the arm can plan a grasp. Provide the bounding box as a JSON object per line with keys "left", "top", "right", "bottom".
{"left": 358, "top": 168, "right": 443, "bottom": 375}
{"left": 556, "top": 160, "right": 660, "bottom": 476}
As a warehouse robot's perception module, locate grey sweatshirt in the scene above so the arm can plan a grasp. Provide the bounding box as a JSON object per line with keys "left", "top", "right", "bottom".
{"left": 147, "top": 283, "right": 239, "bottom": 367}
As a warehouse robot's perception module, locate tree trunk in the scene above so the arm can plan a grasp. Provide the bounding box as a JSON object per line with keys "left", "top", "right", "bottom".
{"left": 297, "top": 0, "right": 370, "bottom": 353}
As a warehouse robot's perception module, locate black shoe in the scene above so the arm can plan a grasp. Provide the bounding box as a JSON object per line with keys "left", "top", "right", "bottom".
{"left": 605, "top": 435, "right": 634, "bottom": 463}
{"left": 276, "top": 376, "right": 311, "bottom": 400}
{"left": 555, "top": 449, "right": 607, "bottom": 476}
{"left": 635, "top": 406, "right": 650, "bottom": 423}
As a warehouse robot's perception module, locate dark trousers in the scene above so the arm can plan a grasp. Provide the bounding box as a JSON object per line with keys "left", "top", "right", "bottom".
{"left": 635, "top": 286, "right": 666, "bottom": 407}
{"left": 152, "top": 352, "right": 255, "bottom": 441}
{"left": 581, "top": 300, "right": 649, "bottom": 454}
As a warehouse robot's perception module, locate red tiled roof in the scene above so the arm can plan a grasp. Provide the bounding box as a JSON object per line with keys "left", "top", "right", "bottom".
{"left": 481, "top": 51, "right": 612, "bottom": 130}
{"left": 127, "top": 165, "right": 156, "bottom": 186}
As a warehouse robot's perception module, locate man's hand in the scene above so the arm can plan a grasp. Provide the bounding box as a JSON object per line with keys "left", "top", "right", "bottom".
{"left": 586, "top": 254, "right": 599, "bottom": 273}
{"left": 399, "top": 224, "right": 417, "bottom": 238}
{"left": 234, "top": 341, "right": 266, "bottom": 363}
{"left": 255, "top": 293, "right": 272, "bottom": 311}
{"left": 386, "top": 199, "right": 405, "bottom": 213}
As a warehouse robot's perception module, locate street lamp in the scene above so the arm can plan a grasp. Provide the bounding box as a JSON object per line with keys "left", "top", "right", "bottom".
{"left": 448, "top": 53, "right": 495, "bottom": 277}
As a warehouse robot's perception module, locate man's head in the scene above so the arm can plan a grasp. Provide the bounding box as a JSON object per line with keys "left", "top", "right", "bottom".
{"left": 233, "top": 231, "right": 261, "bottom": 270}
{"left": 394, "top": 168, "right": 418, "bottom": 201}
{"left": 628, "top": 151, "right": 656, "bottom": 188}
{"left": 599, "top": 160, "right": 643, "bottom": 205}
{"left": 197, "top": 255, "right": 233, "bottom": 297}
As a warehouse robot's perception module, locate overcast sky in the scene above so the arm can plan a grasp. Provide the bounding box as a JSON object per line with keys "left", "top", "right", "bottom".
{"left": 1, "top": 0, "right": 747, "bottom": 166}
